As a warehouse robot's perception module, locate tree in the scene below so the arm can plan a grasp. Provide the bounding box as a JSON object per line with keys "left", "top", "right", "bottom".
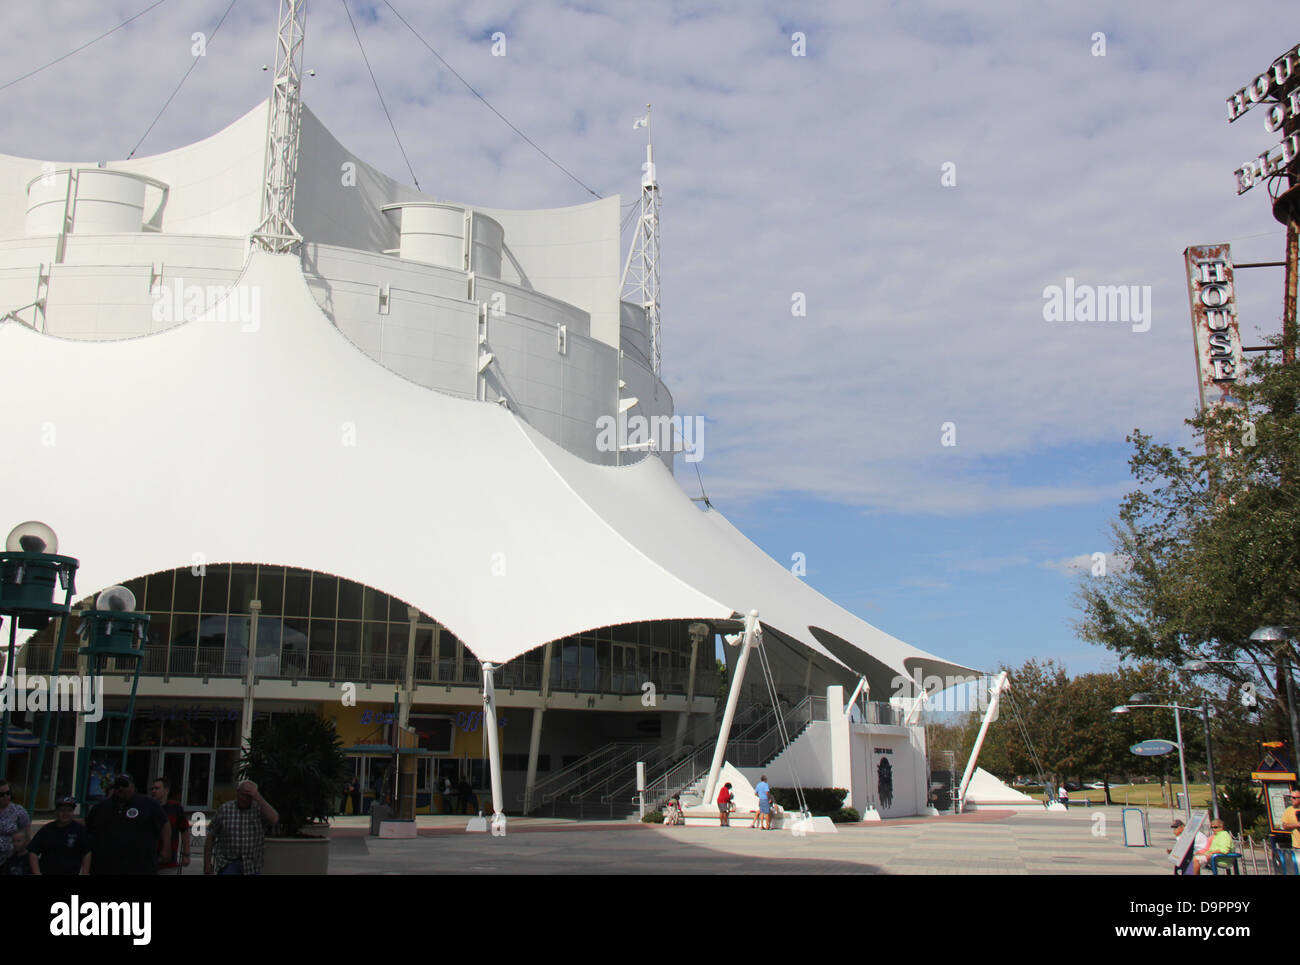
{"left": 1075, "top": 348, "right": 1300, "bottom": 750}
{"left": 960, "top": 660, "right": 1202, "bottom": 801}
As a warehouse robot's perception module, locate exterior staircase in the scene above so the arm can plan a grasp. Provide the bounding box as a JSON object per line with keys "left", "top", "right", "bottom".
{"left": 520, "top": 697, "right": 825, "bottom": 819}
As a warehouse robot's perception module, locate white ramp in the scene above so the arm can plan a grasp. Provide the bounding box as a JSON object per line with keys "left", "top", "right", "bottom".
{"left": 963, "top": 768, "right": 1038, "bottom": 808}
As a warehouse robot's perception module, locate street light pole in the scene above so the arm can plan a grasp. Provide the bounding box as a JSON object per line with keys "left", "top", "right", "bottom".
{"left": 1173, "top": 704, "right": 1190, "bottom": 820}
{"left": 1201, "top": 691, "right": 1219, "bottom": 821}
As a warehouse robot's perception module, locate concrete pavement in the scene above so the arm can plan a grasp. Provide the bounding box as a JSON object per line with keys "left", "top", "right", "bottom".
{"left": 320, "top": 805, "right": 1211, "bottom": 875}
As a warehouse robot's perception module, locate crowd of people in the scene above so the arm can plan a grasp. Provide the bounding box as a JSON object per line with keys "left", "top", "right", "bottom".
{"left": 0, "top": 775, "right": 277, "bottom": 876}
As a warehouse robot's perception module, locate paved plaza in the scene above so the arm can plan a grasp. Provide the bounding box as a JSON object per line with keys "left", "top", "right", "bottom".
{"left": 314, "top": 806, "right": 1209, "bottom": 875}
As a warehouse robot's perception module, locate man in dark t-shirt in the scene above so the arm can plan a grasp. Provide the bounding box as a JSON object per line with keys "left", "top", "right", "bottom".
{"left": 150, "top": 777, "right": 190, "bottom": 872}
{"left": 29, "top": 796, "right": 91, "bottom": 875}
{"left": 87, "top": 775, "right": 170, "bottom": 875}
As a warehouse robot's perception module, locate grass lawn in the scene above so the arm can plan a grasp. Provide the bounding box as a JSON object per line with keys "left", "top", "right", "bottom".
{"left": 1018, "top": 783, "right": 1216, "bottom": 808}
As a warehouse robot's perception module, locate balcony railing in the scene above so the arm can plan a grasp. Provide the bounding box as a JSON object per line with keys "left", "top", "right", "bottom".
{"left": 17, "top": 642, "right": 724, "bottom": 700}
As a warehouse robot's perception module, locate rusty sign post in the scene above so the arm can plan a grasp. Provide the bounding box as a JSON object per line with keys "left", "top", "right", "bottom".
{"left": 1227, "top": 41, "right": 1300, "bottom": 364}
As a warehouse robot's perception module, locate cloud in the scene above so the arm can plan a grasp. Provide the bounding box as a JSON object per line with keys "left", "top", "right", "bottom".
{"left": 1043, "top": 553, "right": 1132, "bottom": 576}
{"left": 3, "top": 0, "right": 1290, "bottom": 517}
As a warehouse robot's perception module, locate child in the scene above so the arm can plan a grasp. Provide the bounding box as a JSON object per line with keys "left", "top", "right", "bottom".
{"left": 3, "top": 828, "right": 32, "bottom": 876}
{"left": 664, "top": 795, "right": 683, "bottom": 826}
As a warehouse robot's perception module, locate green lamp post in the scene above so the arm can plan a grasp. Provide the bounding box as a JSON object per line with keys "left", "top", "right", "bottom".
{"left": 0, "top": 521, "right": 78, "bottom": 797}
{"left": 73, "top": 585, "right": 150, "bottom": 810}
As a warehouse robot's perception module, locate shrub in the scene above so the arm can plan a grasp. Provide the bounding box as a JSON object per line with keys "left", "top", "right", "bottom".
{"left": 833, "top": 807, "right": 859, "bottom": 823}
{"left": 238, "top": 712, "right": 350, "bottom": 837}
{"left": 771, "top": 787, "right": 848, "bottom": 814}
{"left": 642, "top": 810, "right": 664, "bottom": 824}
{"left": 1217, "top": 782, "right": 1263, "bottom": 837}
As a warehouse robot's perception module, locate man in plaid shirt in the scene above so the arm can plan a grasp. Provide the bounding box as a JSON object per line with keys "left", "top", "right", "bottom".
{"left": 204, "top": 780, "right": 279, "bottom": 876}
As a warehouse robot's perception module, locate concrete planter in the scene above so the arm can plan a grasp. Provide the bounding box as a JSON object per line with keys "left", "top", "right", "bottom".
{"left": 263, "top": 830, "right": 330, "bottom": 875}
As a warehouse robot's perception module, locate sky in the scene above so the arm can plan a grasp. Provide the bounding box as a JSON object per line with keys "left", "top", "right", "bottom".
{"left": 2, "top": 0, "right": 1297, "bottom": 680}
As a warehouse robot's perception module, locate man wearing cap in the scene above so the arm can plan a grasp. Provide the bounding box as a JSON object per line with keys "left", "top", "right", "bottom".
{"left": 86, "top": 774, "right": 170, "bottom": 875}
{"left": 28, "top": 796, "right": 92, "bottom": 875}
{"left": 204, "top": 780, "right": 278, "bottom": 876}
{"left": 1168, "top": 817, "right": 1207, "bottom": 875}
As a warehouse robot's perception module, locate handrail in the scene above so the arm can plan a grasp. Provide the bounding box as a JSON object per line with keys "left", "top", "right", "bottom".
{"left": 569, "top": 742, "right": 654, "bottom": 803}
{"left": 533, "top": 741, "right": 627, "bottom": 804}
{"left": 643, "top": 739, "right": 716, "bottom": 807}
{"left": 595, "top": 741, "right": 682, "bottom": 806}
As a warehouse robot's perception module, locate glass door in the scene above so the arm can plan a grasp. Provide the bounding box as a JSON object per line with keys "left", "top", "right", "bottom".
{"left": 185, "top": 751, "right": 213, "bottom": 810}
{"left": 162, "top": 750, "right": 214, "bottom": 810}
{"left": 162, "top": 752, "right": 186, "bottom": 803}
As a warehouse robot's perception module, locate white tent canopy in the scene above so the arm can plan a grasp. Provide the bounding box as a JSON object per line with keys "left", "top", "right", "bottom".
{"left": 0, "top": 251, "right": 971, "bottom": 689}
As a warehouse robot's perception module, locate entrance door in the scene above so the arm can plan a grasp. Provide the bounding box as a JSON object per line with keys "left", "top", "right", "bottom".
{"left": 162, "top": 750, "right": 214, "bottom": 810}
{"left": 185, "top": 751, "right": 213, "bottom": 810}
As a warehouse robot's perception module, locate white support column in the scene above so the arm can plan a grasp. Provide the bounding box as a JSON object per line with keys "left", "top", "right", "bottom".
{"left": 400, "top": 607, "right": 418, "bottom": 729}
{"left": 674, "top": 625, "right": 704, "bottom": 754}
{"left": 523, "top": 708, "right": 544, "bottom": 813}
{"left": 957, "top": 672, "right": 1008, "bottom": 812}
{"left": 845, "top": 676, "right": 868, "bottom": 719}
{"left": 828, "top": 685, "right": 852, "bottom": 809}
{"left": 240, "top": 600, "right": 262, "bottom": 749}
{"left": 480, "top": 662, "right": 506, "bottom": 835}
{"left": 702, "top": 610, "right": 758, "bottom": 807}
{"left": 522, "top": 642, "right": 553, "bottom": 813}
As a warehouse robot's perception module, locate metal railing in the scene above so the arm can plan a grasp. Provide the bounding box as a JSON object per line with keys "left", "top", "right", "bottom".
{"left": 729, "top": 695, "right": 825, "bottom": 768}
{"left": 20, "top": 639, "right": 725, "bottom": 707}
{"left": 529, "top": 742, "right": 628, "bottom": 810}
{"left": 643, "top": 739, "right": 717, "bottom": 808}
{"left": 859, "top": 700, "right": 903, "bottom": 726}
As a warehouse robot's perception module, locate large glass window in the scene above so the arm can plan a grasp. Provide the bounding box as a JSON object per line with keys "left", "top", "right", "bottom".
{"left": 21, "top": 565, "right": 698, "bottom": 698}
{"left": 258, "top": 566, "right": 284, "bottom": 615}
{"left": 310, "top": 574, "right": 337, "bottom": 619}
{"left": 227, "top": 565, "right": 256, "bottom": 614}
{"left": 337, "top": 580, "right": 362, "bottom": 621}
{"left": 145, "top": 570, "right": 174, "bottom": 612}
{"left": 174, "top": 570, "right": 201, "bottom": 612}
{"left": 283, "top": 569, "right": 311, "bottom": 616}
{"left": 201, "top": 568, "right": 229, "bottom": 614}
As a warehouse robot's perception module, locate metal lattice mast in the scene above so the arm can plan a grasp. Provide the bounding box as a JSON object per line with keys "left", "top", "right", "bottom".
{"left": 252, "top": 0, "right": 308, "bottom": 253}
{"left": 622, "top": 104, "right": 662, "bottom": 375}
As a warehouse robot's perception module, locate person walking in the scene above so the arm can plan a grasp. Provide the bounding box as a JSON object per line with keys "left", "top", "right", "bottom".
{"left": 1057, "top": 784, "right": 1069, "bottom": 810}
{"left": 204, "top": 780, "right": 278, "bottom": 876}
{"left": 0, "top": 779, "right": 30, "bottom": 871}
{"left": 150, "top": 778, "right": 191, "bottom": 873}
{"left": 87, "top": 775, "right": 170, "bottom": 875}
{"left": 28, "top": 795, "right": 92, "bottom": 875}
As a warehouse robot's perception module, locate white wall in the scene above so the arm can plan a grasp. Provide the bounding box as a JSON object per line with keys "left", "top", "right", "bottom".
{"left": 853, "top": 727, "right": 925, "bottom": 817}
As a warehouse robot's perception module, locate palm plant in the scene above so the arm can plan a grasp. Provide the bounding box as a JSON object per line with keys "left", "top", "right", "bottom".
{"left": 238, "top": 712, "right": 349, "bottom": 837}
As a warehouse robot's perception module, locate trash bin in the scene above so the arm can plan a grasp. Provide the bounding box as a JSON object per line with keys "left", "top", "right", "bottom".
{"left": 369, "top": 803, "right": 393, "bottom": 836}
{"left": 1176, "top": 793, "right": 1188, "bottom": 812}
